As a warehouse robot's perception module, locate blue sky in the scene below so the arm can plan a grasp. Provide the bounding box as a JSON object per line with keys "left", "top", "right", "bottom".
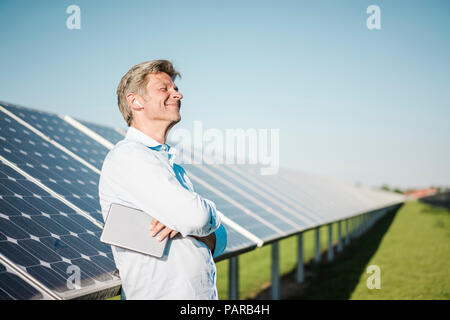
{"left": 0, "top": 0, "right": 449, "bottom": 189}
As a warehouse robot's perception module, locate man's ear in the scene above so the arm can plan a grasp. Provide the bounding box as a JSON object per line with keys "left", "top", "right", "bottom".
{"left": 126, "top": 93, "right": 143, "bottom": 111}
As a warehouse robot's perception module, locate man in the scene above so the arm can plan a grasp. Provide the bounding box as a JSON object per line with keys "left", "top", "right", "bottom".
{"left": 99, "top": 60, "right": 227, "bottom": 299}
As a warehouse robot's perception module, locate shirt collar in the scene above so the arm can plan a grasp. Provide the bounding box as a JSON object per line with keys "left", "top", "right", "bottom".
{"left": 125, "top": 126, "right": 176, "bottom": 160}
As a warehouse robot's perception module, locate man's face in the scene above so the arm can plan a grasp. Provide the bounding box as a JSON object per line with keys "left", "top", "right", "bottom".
{"left": 140, "top": 72, "right": 183, "bottom": 125}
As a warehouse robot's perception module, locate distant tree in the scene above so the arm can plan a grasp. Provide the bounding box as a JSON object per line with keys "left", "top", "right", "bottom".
{"left": 381, "top": 184, "right": 390, "bottom": 192}
{"left": 393, "top": 188, "right": 403, "bottom": 194}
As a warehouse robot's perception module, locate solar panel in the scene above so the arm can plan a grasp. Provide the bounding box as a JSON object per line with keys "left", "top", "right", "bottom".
{"left": 0, "top": 106, "right": 103, "bottom": 223}
{"left": 0, "top": 160, "right": 120, "bottom": 299}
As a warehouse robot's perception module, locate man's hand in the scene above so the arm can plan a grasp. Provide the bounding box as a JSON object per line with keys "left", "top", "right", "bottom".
{"left": 150, "top": 219, "right": 179, "bottom": 242}
{"left": 149, "top": 219, "right": 216, "bottom": 254}
{"left": 192, "top": 233, "right": 216, "bottom": 254}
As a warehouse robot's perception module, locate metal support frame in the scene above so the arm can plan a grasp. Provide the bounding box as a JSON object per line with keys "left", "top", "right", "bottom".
{"left": 228, "top": 256, "right": 239, "bottom": 300}
{"left": 337, "top": 220, "right": 343, "bottom": 252}
{"left": 296, "top": 233, "right": 304, "bottom": 283}
{"left": 327, "top": 223, "right": 334, "bottom": 261}
{"left": 314, "top": 227, "right": 321, "bottom": 264}
{"left": 271, "top": 242, "right": 280, "bottom": 300}
{"left": 345, "top": 218, "right": 350, "bottom": 245}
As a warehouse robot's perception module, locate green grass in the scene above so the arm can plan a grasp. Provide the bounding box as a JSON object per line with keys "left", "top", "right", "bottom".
{"left": 348, "top": 200, "right": 450, "bottom": 299}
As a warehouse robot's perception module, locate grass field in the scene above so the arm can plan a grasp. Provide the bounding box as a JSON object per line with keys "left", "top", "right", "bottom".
{"left": 108, "top": 199, "right": 450, "bottom": 300}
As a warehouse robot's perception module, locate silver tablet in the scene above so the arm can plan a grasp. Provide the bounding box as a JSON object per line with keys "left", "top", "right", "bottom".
{"left": 100, "top": 203, "right": 168, "bottom": 258}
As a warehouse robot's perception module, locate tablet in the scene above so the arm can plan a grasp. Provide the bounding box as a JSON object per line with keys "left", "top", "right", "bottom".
{"left": 100, "top": 203, "right": 168, "bottom": 258}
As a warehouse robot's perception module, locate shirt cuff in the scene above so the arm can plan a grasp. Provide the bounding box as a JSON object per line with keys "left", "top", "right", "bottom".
{"left": 213, "top": 224, "right": 227, "bottom": 258}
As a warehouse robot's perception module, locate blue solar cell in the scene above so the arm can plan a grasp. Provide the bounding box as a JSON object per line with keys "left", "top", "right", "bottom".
{"left": 66, "top": 213, "right": 100, "bottom": 233}
{"left": 9, "top": 216, "right": 51, "bottom": 238}
{"left": 24, "top": 197, "right": 62, "bottom": 215}
{"left": 60, "top": 235, "right": 99, "bottom": 257}
{"left": 0, "top": 164, "right": 25, "bottom": 180}
{"left": 15, "top": 180, "right": 51, "bottom": 197}
{"left": 19, "top": 239, "right": 62, "bottom": 263}
{"left": 3, "top": 197, "right": 42, "bottom": 216}
{"left": 0, "top": 179, "right": 34, "bottom": 196}
{"left": 0, "top": 242, "right": 39, "bottom": 266}
{"left": 0, "top": 200, "right": 21, "bottom": 216}
{"left": 78, "top": 232, "right": 111, "bottom": 254}
{"left": 40, "top": 237, "right": 81, "bottom": 260}
{"left": 0, "top": 217, "right": 30, "bottom": 239}
{"left": 32, "top": 215, "right": 70, "bottom": 236}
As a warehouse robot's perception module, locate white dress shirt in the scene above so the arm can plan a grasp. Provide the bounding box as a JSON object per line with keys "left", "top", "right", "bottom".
{"left": 98, "top": 126, "right": 226, "bottom": 299}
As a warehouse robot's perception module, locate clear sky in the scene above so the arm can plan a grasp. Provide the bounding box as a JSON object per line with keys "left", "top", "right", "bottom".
{"left": 0, "top": 0, "right": 449, "bottom": 189}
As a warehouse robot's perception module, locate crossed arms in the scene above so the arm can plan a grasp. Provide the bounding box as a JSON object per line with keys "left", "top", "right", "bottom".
{"left": 102, "top": 141, "right": 225, "bottom": 255}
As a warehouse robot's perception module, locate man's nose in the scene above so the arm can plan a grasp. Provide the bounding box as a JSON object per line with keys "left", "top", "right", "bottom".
{"left": 172, "top": 89, "right": 183, "bottom": 100}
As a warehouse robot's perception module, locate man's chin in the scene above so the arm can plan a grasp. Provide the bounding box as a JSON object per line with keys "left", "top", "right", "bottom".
{"left": 171, "top": 115, "right": 181, "bottom": 124}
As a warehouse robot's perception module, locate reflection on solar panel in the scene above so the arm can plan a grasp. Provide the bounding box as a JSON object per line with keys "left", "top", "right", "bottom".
{"left": 0, "top": 160, "right": 120, "bottom": 299}
{"left": 77, "top": 119, "right": 125, "bottom": 145}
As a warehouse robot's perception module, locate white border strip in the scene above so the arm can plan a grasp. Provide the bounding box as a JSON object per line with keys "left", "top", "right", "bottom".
{"left": 115, "top": 128, "right": 126, "bottom": 137}
{"left": 218, "top": 211, "right": 263, "bottom": 247}
{"left": 61, "top": 115, "right": 115, "bottom": 150}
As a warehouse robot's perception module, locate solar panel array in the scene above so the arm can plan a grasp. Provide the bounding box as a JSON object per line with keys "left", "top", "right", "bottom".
{"left": 0, "top": 101, "right": 406, "bottom": 299}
